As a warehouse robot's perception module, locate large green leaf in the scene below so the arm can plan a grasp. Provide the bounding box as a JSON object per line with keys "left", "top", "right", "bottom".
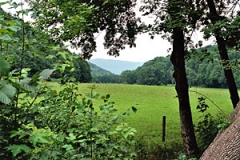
{"left": 5, "top": 26, "right": 21, "bottom": 32}
{"left": 29, "top": 128, "right": 52, "bottom": 146}
{"left": 6, "top": 144, "right": 31, "bottom": 157}
{"left": 0, "top": 83, "right": 16, "bottom": 104}
{"left": 39, "top": 69, "right": 56, "bottom": 80}
{"left": 1, "top": 84, "right": 16, "bottom": 98}
{"left": 19, "top": 81, "right": 35, "bottom": 92}
{"left": 0, "top": 54, "right": 10, "bottom": 76}
{"left": 11, "top": 81, "right": 32, "bottom": 93}
{"left": 0, "top": 34, "right": 12, "bottom": 41}
{"left": 0, "top": 91, "right": 11, "bottom": 104}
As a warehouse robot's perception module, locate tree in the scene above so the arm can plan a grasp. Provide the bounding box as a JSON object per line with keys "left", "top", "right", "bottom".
{"left": 120, "top": 70, "right": 137, "bottom": 84}
{"left": 205, "top": 0, "right": 239, "bottom": 108}
{"left": 140, "top": 0, "right": 200, "bottom": 155}
{"left": 2, "top": 17, "right": 92, "bottom": 83}
{"left": 72, "top": 57, "right": 92, "bottom": 82}
{"left": 28, "top": 0, "right": 140, "bottom": 59}
{"left": 168, "top": 0, "right": 199, "bottom": 155}
{"left": 135, "top": 64, "right": 165, "bottom": 85}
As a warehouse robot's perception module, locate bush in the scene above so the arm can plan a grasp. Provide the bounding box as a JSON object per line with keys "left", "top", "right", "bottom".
{"left": 0, "top": 41, "right": 137, "bottom": 159}
{"left": 194, "top": 97, "right": 230, "bottom": 152}
{"left": 135, "top": 136, "right": 183, "bottom": 160}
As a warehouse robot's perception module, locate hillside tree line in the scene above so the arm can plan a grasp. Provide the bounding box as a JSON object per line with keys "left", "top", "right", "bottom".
{"left": 98, "top": 45, "right": 240, "bottom": 88}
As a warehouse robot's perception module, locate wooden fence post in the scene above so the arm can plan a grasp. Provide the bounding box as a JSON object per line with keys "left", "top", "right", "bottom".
{"left": 162, "top": 116, "right": 166, "bottom": 142}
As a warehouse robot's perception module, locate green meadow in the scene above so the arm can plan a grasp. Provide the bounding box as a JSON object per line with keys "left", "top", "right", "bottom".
{"left": 50, "top": 83, "right": 236, "bottom": 145}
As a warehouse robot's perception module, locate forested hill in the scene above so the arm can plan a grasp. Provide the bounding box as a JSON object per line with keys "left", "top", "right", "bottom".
{"left": 88, "top": 58, "right": 144, "bottom": 75}
{"left": 119, "top": 45, "right": 240, "bottom": 88}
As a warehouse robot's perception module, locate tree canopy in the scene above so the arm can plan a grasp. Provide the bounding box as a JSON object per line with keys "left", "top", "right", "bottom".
{"left": 0, "top": 7, "right": 92, "bottom": 83}
{"left": 28, "top": 0, "right": 141, "bottom": 59}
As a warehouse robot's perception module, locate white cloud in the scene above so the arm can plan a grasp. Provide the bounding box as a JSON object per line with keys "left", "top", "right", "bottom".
{"left": 91, "top": 33, "right": 171, "bottom": 62}
{"left": 89, "top": 30, "right": 215, "bottom": 62}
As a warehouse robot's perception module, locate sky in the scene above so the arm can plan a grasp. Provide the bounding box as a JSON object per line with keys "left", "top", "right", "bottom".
{"left": 72, "top": 33, "right": 173, "bottom": 62}
{"left": 2, "top": 0, "right": 215, "bottom": 62}
{"left": 88, "top": 31, "right": 213, "bottom": 62}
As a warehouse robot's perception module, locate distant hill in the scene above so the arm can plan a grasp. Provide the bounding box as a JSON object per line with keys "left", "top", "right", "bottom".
{"left": 88, "top": 58, "right": 144, "bottom": 75}
{"left": 88, "top": 62, "right": 114, "bottom": 76}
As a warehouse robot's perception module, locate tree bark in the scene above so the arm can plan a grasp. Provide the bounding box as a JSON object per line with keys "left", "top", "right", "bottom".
{"left": 170, "top": 27, "right": 199, "bottom": 156}
{"left": 200, "top": 101, "right": 240, "bottom": 159}
{"left": 206, "top": 0, "right": 239, "bottom": 108}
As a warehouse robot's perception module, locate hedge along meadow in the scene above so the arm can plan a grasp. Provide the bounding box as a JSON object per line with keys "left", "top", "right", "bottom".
{"left": 0, "top": 2, "right": 137, "bottom": 159}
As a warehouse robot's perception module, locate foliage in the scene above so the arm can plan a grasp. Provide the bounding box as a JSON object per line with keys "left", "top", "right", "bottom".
{"left": 92, "top": 74, "right": 120, "bottom": 83}
{"left": 118, "top": 55, "right": 172, "bottom": 85}
{"left": 118, "top": 45, "right": 240, "bottom": 88}
{"left": 176, "top": 152, "right": 198, "bottom": 160}
{"left": 1, "top": 73, "right": 137, "bottom": 159}
{"left": 0, "top": 6, "right": 91, "bottom": 83}
{"left": 135, "top": 137, "right": 183, "bottom": 160}
{"left": 0, "top": 2, "right": 137, "bottom": 159}
{"left": 88, "top": 62, "right": 120, "bottom": 83}
{"left": 7, "top": 20, "right": 91, "bottom": 82}
{"left": 72, "top": 57, "right": 92, "bottom": 82}
{"left": 33, "top": 83, "right": 137, "bottom": 159}
{"left": 120, "top": 70, "right": 137, "bottom": 84}
{"left": 28, "top": 0, "right": 141, "bottom": 59}
{"left": 194, "top": 96, "right": 230, "bottom": 152}
{"left": 88, "top": 62, "right": 114, "bottom": 77}
{"left": 196, "top": 97, "right": 209, "bottom": 113}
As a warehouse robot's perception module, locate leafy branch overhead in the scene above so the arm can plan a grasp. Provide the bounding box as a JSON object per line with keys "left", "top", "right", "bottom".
{"left": 28, "top": 0, "right": 141, "bottom": 59}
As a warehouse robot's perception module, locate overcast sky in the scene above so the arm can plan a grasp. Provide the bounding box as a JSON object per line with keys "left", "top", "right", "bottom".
{"left": 88, "top": 30, "right": 213, "bottom": 62}
{"left": 2, "top": 0, "right": 215, "bottom": 62}
{"left": 74, "top": 33, "right": 172, "bottom": 62}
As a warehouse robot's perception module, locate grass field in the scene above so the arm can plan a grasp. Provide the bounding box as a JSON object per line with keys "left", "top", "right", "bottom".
{"left": 50, "top": 83, "right": 237, "bottom": 146}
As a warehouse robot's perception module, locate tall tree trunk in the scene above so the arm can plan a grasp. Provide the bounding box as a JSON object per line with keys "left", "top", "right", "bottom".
{"left": 200, "top": 101, "right": 240, "bottom": 159}
{"left": 170, "top": 27, "right": 199, "bottom": 156}
{"left": 206, "top": 0, "right": 239, "bottom": 108}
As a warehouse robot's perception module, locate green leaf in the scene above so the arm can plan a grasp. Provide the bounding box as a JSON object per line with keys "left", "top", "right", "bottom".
{"left": 0, "top": 91, "right": 11, "bottom": 104}
{"left": 11, "top": 81, "right": 31, "bottom": 93}
{"left": 19, "top": 81, "right": 34, "bottom": 92}
{"left": 29, "top": 128, "right": 52, "bottom": 146}
{"left": 0, "top": 82, "right": 16, "bottom": 104}
{"left": 0, "top": 34, "right": 12, "bottom": 41}
{"left": 0, "top": 28, "right": 8, "bottom": 34}
{"left": 39, "top": 69, "right": 56, "bottom": 80}
{"left": 65, "top": 133, "right": 76, "bottom": 141}
{"left": 6, "top": 144, "right": 31, "bottom": 157}
{"left": 5, "top": 26, "right": 21, "bottom": 32}
{"left": 46, "top": 55, "right": 55, "bottom": 59}
{"left": 0, "top": 54, "right": 10, "bottom": 76}
{"left": 62, "top": 144, "right": 73, "bottom": 151}
{"left": 57, "top": 52, "right": 66, "bottom": 59}
{"left": 0, "top": 1, "right": 9, "bottom": 6}
{"left": 9, "top": 2, "right": 21, "bottom": 9}
{"left": 0, "top": 84, "right": 16, "bottom": 98}
{"left": 131, "top": 106, "right": 137, "bottom": 113}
